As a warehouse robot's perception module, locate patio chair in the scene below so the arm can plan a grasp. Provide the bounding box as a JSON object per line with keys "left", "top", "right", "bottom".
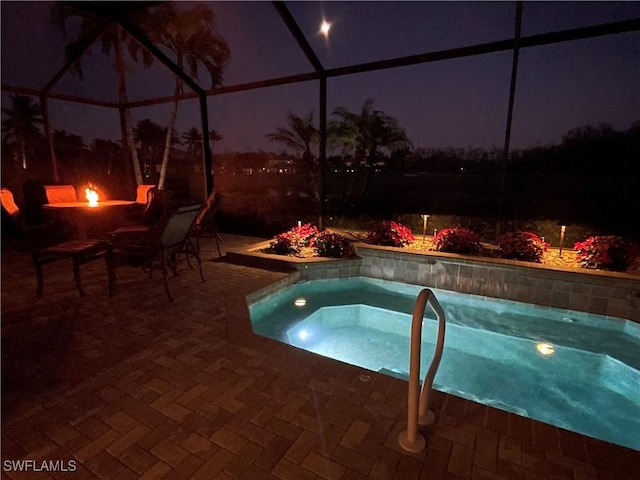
{"left": 109, "top": 186, "right": 164, "bottom": 242}
{"left": 123, "top": 184, "right": 156, "bottom": 217}
{"left": 185, "top": 190, "right": 223, "bottom": 259}
{"left": 135, "top": 184, "right": 156, "bottom": 205}
{"left": 107, "top": 203, "right": 204, "bottom": 302}
{"left": 22, "top": 180, "right": 50, "bottom": 227}
{"left": 32, "top": 240, "right": 111, "bottom": 297}
{"left": 1, "top": 188, "right": 20, "bottom": 217}
{"left": 44, "top": 184, "right": 78, "bottom": 204}
{"left": 2, "top": 187, "right": 64, "bottom": 246}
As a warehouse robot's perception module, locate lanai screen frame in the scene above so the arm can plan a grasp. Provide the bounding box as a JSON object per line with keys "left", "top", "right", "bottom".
{"left": 2, "top": 1, "right": 640, "bottom": 228}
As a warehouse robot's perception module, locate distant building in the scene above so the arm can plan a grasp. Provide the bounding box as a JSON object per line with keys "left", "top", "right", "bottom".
{"left": 265, "top": 158, "right": 296, "bottom": 174}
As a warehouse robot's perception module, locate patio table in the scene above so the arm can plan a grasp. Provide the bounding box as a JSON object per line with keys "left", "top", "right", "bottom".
{"left": 44, "top": 200, "right": 135, "bottom": 240}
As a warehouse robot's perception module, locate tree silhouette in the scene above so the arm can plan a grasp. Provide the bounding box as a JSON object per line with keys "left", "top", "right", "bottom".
{"left": 182, "top": 127, "right": 203, "bottom": 158}
{"left": 53, "top": 130, "right": 86, "bottom": 153}
{"left": 209, "top": 129, "right": 223, "bottom": 151}
{"left": 329, "top": 98, "right": 411, "bottom": 169}
{"left": 1, "top": 94, "right": 43, "bottom": 170}
{"left": 51, "top": 3, "right": 155, "bottom": 186}
{"left": 266, "top": 111, "right": 318, "bottom": 169}
{"left": 134, "top": 119, "right": 166, "bottom": 180}
{"left": 141, "top": 3, "right": 230, "bottom": 189}
{"left": 89, "top": 138, "right": 121, "bottom": 175}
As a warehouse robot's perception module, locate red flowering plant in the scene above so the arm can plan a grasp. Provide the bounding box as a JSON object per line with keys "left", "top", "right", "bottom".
{"left": 432, "top": 227, "right": 481, "bottom": 254}
{"left": 574, "top": 235, "right": 631, "bottom": 271}
{"left": 268, "top": 223, "right": 319, "bottom": 256}
{"left": 498, "top": 231, "right": 549, "bottom": 263}
{"left": 366, "top": 221, "right": 415, "bottom": 247}
{"left": 314, "top": 231, "right": 353, "bottom": 258}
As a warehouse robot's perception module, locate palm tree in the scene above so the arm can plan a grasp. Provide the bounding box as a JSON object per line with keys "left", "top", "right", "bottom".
{"left": 329, "top": 98, "right": 411, "bottom": 170}
{"left": 89, "top": 138, "right": 121, "bottom": 175}
{"left": 266, "top": 111, "right": 318, "bottom": 169}
{"left": 134, "top": 119, "right": 166, "bottom": 180}
{"left": 328, "top": 99, "right": 411, "bottom": 205}
{"left": 142, "top": 4, "right": 230, "bottom": 190}
{"left": 53, "top": 130, "right": 86, "bottom": 153}
{"left": 208, "top": 130, "right": 224, "bottom": 175}
{"left": 52, "top": 4, "right": 154, "bottom": 186}
{"left": 1, "top": 94, "right": 43, "bottom": 170}
{"left": 209, "top": 129, "right": 223, "bottom": 148}
{"left": 181, "top": 127, "right": 203, "bottom": 159}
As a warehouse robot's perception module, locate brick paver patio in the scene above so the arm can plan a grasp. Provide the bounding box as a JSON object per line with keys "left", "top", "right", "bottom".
{"left": 2, "top": 233, "right": 638, "bottom": 479}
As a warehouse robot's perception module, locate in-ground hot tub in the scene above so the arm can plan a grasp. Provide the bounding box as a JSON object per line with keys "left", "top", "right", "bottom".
{"left": 249, "top": 276, "right": 640, "bottom": 451}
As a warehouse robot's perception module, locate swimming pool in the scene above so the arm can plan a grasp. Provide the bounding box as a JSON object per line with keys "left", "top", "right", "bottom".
{"left": 248, "top": 277, "right": 640, "bottom": 451}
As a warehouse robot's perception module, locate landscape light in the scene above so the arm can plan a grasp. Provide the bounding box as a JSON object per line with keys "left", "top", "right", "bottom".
{"left": 559, "top": 225, "right": 566, "bottom": 258}
{"left": 421, "top": 214, "right": 429, "bottom": 245}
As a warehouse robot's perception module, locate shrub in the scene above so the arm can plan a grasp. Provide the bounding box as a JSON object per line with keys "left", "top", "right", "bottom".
{"left": 314, "top": 231, "right": 352, "bottom": 258}
{"left": 498, "top": 231, "right": 548, "bottom": 263}
{"left": 574, "top": 235, "right": 631, "bottom": 271}
{"left": 268, "top": 223, "right": 319, "bottom": 256}
{"left": 432, "top": 227, "right": 481, "bottom": 254}
{"left": 366, "top": 221, "right": 415, "bottom": 247}
{"left": 268, "top": 234, "right": 297, "bottom": 255}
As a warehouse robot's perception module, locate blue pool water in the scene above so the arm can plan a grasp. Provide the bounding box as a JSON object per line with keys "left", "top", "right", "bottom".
{"left": 248, "top": 277, "right": 640, "bottom": 450}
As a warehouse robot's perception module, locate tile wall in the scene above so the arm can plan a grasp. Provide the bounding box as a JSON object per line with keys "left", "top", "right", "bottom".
{"left": 239, "top": 243, "right": 640, "bottom": 322}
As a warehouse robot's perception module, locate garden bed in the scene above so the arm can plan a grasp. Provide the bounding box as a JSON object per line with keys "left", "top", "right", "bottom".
{"left": 228, "top": 227, "right": 640, "bottom": 278}
{"left": 227, "top": 219, "right": 640, "bottom": 321}
{"left": 228, "top": 231, "right": 640, "bottom": 321}
{"left": 399, "top": 236, "right": 640, "bottom": 276}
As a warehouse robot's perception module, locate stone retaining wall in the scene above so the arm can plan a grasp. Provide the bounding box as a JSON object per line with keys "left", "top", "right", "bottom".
{"left": 233, "top": 241, "right": 640, "bottom": 321}
{"left": 357, "top": 244, "right": 640, "bottom": 322}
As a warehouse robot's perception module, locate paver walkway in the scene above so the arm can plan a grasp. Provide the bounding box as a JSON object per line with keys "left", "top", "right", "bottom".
{"left": 2, "top": 233, "right": 638, "bottom": 479}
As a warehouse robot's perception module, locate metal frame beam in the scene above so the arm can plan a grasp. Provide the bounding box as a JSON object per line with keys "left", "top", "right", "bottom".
{"left": 1, "top": 84, "right": 120, "bottom": 108}
{"left": 324, "top": 18, "right": 640, "bottom": 78}
{"left": 64, "top": 1, "right": 214, "bottom": 194}
{"left": 271, "top": 1, "right": 325, "bottom": 74}
{"left": 42, "top": 23, "right": 112, "bottom": 94}
{"left": 3, "top": 4, "right": 639, "bottom": 205}
{"left": 60, "top": 3, "right": 204, "bottom": 91}
{"left": 6, "top": 17, "right": 638, "bottom": 107}
{"left": 498, "top": 1, "right": 523, "bottom": 237}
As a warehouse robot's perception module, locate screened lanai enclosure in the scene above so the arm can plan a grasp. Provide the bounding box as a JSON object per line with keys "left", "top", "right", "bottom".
{"left": 2, "top": 1, "right": 640, "bottom": 242}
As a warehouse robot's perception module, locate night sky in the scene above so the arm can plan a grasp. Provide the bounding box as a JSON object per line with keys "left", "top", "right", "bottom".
{"left": 2, "top": 1, "right": 639, "bottom": 154}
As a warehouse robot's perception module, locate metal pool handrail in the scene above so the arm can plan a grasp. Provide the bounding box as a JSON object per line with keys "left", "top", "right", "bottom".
{"left": 398, "top": 288, "right": 446, "bottom": 453}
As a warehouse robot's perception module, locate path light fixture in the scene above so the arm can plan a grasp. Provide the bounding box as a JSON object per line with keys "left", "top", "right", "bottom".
{"left": 559, "top": 225, "right": 566, "bottom": 258}
{"left": 421, "top": 214, "right": 429, "bottom": 245}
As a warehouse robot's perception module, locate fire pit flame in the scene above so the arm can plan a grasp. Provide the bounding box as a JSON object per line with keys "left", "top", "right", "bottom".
{"left": 85, "top": 184, "right": 99, "bottom": 207}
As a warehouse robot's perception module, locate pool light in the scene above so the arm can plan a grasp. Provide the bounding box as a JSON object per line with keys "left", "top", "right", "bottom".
{"left": 536, "top": 343, "right": 555, "bottom": 355}
{"left": 299, "top": 329, "right": 309, "bottom": 340}
{"left": 294, "top": 297, "right": 307, "bottom": 307}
